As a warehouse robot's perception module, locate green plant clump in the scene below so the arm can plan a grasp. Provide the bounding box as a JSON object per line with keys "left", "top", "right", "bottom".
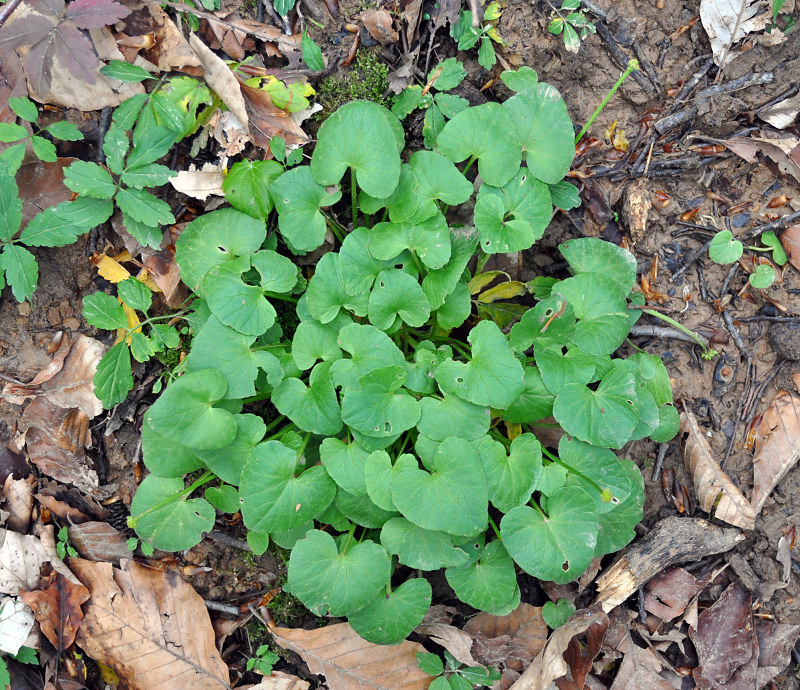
{"left": 315, "top": 50, "right": 390, "bottom": 118}
{"left": 81, "top": 62, "right": 679, "bottom": 647}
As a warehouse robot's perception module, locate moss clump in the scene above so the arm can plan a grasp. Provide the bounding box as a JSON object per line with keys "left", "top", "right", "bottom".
{"left": 315, "top": 50, "right": 390, "bottom": 120}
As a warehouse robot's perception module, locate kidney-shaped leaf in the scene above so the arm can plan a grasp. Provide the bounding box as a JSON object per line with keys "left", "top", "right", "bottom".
{"left": 222, "top": 159, "right": 283, "bottom": 220}
{"left": 559, "top": 435, "right": 631, "bottom": 512}
{"left": 380, "top": 516, "right": 469, "bottom": 570}
{"left": 349, "top": 578, "right": 432, "bottom": 645}
{"left": 273, "top": 361, "right": 343, "bottom": 436}
{"left": 559, "top": 237, "right": 638, "bottom": 294}
{"left": 445, "top": 539, "right": 520, "bottom": 615}
{"left": 368, "top": 269, "right": 431, "bottom": 330}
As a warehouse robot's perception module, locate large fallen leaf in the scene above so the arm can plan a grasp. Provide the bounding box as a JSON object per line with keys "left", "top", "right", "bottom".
{"left": 643, "top": 567, "right": 707, "bottom": 622}
{"left": 759, "top": 93, "right": 800, "bottom": 129}
{"left": 270, "top": 623, "right": 431, "bottom": 690}
{"left": 756, "top": 621, "right": 800, "bottom": 687}
{"left": 0, "top": 596, "right": 36, "bottom": 654}
{"left": 723, "top": 135, "right": 800, "bottom": 184}
{"left": 462, "top": 603, "right": 548, "bottom": 671}
{"left": 19, "top": 571, "right": 89, "bottom": 652}
{"left": 681, "top": 411, "right": 755, "bottom": 529}
{"left": 781, "top": 224, "right": 800, "bottom": 272}
{"left": 71, "top": 558, "right": 230, "bottom": 689}
{"left": 360, "top": 9, "right": 399, "bottom": 45}
{"left": 608, "top": 634, "right": 673, "bottom": 690}
{"left": 699, "top": 0, "right": 771, "bottom": 66}
{"left": 68, "top": 522, "right": 130, "bottom": 564}
{"left": 0, "top": 529, "right": 48, "bottom": 596}
{"left": 751, "top": 388, "right": 800, "bottom": 514}
{"left": 414, "top": 622, "right": 478, "bottom": 666}
{"left": 17, "top": 158, "right": 78, "bottom": 227}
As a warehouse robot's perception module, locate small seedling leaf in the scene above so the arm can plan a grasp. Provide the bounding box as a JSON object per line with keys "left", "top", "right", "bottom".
{"left": 709, "top": 230, "right": 744, "bottom": 263}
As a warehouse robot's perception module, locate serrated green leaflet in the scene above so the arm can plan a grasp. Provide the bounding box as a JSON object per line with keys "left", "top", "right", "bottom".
{"left": 445, "top": 540, "right": 519, "bottom": 615}
{"left": 19, "top": 208, "right": 83, "bottom": 247}
{"left": 502, "top": 83, "right": 574, "bottom": 184}
{"left": 93, "top": 342, "right": 133, "bottom": 408}
{"left": 121, "top": 162, "right": 176, "bottom": 188}
{"left": 273, "top": 361, "right": 343, "bottom": 435}
{"left": 559, "top": 237, "right": 637, "bottom": 294}
{"left": 128, "top": 126, "right": 176, "bottom": 168}
{"left": 436, "top": 102, "right": 521, "bottom": 187}
{"left": 320, "top": 438, "right": 368, "bottom": 495}
{"left": 311, "top": 101, "right": 401, "bottom": 198}
{"left": 508, "top": 295, "right": 576, "bottom": 351}
{"left": 430, "top": 57, "right": 466, "bottom": 90}
{"left": 128, "top": 332, "right": 153, "bottom": 363}
{"left": 554, "top": 362, "right": 639, "bottom": 448}
{"left": 144, "top": 370, "right": 238, "bottom": 450}
{"left": 288, "top": 529, "right": 391, "bottom": 616}
{"left": 195, "top": 414, "right": 267, "bottom": 485}
{"left": 504, "top": 367, "right": 555, "bottom": 423}
{"left": 481, "top": 433, "right": 542, "bottom": 513}
{"left": 392, "top": 437, "right": 487, "bottom": 537}
{"left": 341, "top": 365, "right": 421, "bottom": 438}
{"left": 82, "top": 292, "right": 127, "bottom": 330}
{"left": 502, "top": 486, "right": 598, "bottom": 583}
{"left": 117, "top": 277, "right": 152, "bottom": 313}
{"left": 130, "top": 475, "right": 215, "bottom": 551}
{"left": 435, "top": 321, "right": 524, "bottom": 409}
{"left": 335, "top": 488, "right": 397, "bottom": 528}
{"left": 30, "top": 136, "right": 56, "bottom": 162}
{"left": 115, "top": 187, "right": 173, "bottom": 227}
{"left": 380, "top": 517, "right": 469, "bottom": 569}
{"left": 53, "top": 197, "right": 114, "bottom": 228}
{"left": 330, "top": 323, "right": 404, "bottom": 390}
{"left": 417, "top": 394, "right": 490, "bottom": 441}
{"left": 368, "top": 269, "right": 431, "bottom": 330}
{"left": 349, "top": 578, "right": 432, "bottom": 645}
{"left": 63, "top": 161, "right": 117, "bottom": 199}
{"left": 46, "top": 121, "right": 82, "bottom": 141}
{"left": 9, "top": 96, "right": 38, "bottom": 121}
{"left": 240, "top": 441, "right": 336, "bottom": 533}
{"left": 101, "top": 60, "right": 153, "bottom": 82}
{"left": 103, "top": 124, "right": 130, "bottom": 175}
{"left": 559, "top": 435, "right": 631, "bottom": 512}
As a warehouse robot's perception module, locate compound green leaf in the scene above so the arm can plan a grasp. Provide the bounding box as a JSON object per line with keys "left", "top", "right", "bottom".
{"left": 0, "top": 142, "right": 26, "bottom": 175}
{"left": 240, "top": 441, "right": 336, "bottom": 533}
{"left": 292, "top": 320, "right": 342, "bottom": 371}
{"left": 559, "top": 435, "right": 631, "bottom": 512}
{"left": 100, "top": 60, "right": 153, "bottom": 82}
{"left": 19, "top": 207, "right": 84, "bottom": 247}
{"left": 349, "top": 578, "right": 432, "bottom": 645}
{"left": 341, "top": 365, "right": 421, "bottom": 438}
{"left": 175, "top": 207, "right": 266, "bottom": 293}
{"left": 503, "top": 367, "right": 555, "bottom": 423}
{"left": 272, "top": 166, "right": 341, "bottom": 252}
{"left": 391, "top": 437, "right": 488, "bottom": 537}
{"left": 53, "top": 197, "right": 114, "bottom": 228}
{"left": 501, "top": 486, "right": 598, "bottom": 583}
{"left": 310, "top": 100, "right": 401, "bottom": 198}
{"left": 305, "top": 252, "right": 368, "bottom": 323}
{"left": 128, "top": 126, "right": 176, "bottom": 168}
{"left": 436, "top": 102, "right": 521, "bottom": 187}
{"left": 204, "top": 262, "right": 275, "bottom": 336}
{"left": 117, "top": 276, "right": 152, "bottom": 313}
{"left": 8, "top": 96, "right": 38, "bottom": 122}
{"left": 93, "top": 342, "right": 133, "bottom": 408}
{"left": 273, "top": 361, "right": 343, "bottom": 435}
{"left": 288, "top": 529, "right": 391, "bottom": 616}
{"left": 380, "top": 516, "right": 469, "bottom": 570}
{"left": 116, "top": 187, "right": 174, "bottom": 227}
{"left": 0, "top": 123, "right": 28, "bottom": 142}
{"left": 330, "top": 323, "right": 404, "bottom": 390}
{"left": 392, "top": 85, "right": 426, "bottom": 119}
{"left": 195, "top": 414, "right": 267, "bottom": 485}
{"left": 502, "top": 83, "right": 574, "bottom": 184}
{"left": 141, "top": 423, "right": 204, "bottom": 478}
{"left": 481, "top": 433, "right": 542, "bottom": 513}
{"left": 508, "top": 294, "right": 576, "bottom": 351}
{"left": 63, "top": 161, "right": 116, "bottom": 199}
{"left": 369, "top": 269, "right": 431, "bottom": 330}
{"left": 409, "top": 151, "right": 472, "bottom": 221}
{"left": 335, "top": 488, "right": 398, "bottom": 528}
{"left": 445, "top": 540, "right": 519, "bottom": 615}
{"left": 0, "top": 244, "right": 37, "bottom": 301}
{"left": 320, "top": 438, "right": 368, "bottom": 495}
{"left": 559, "top": 237, "right": 637, "bottom": 294}
{"left": 595, "top": 459, "right": 643, "bottom": 557}
{"left": 143, "top": 369, "right": 238, "bottom": 450}
{"left": 435, "top": 321, "right": 524, "bottom": 409}
{"left": 417, "top": 394, "right": 490, "bottom": 441}
{"left": 129, "top": 332, "right": 155, "bottom": 363}
{"left": 120, "top": 162, "right": 176, "bottom": 189}
{"left": 223, "top": 159, "right": 283, "bottom": 220}
{"left": 131, "top": 475, "right": 215, "bottom": 551}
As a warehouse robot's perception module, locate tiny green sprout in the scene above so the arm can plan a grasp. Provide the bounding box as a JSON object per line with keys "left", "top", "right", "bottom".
{"left": 450, "top": 2, "right": 505, "bottom": 70}
{"left": 56, "top": 526, "right": 78, "bottom": 559}
{"left": 246, "top": 644, "right": 279, "bottom": 676}
{"left": 548, "top": 0, "right": 596, "bottom": 53}
{"left": 749, "top": 263, "right": 776, "bottom": 289}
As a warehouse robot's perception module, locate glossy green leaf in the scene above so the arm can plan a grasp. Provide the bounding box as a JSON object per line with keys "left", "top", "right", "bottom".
{"left": 288, "top": 529, "right": 391, "bottom": 616}
{"left": 63, "top": 161, "right": 117, "bottom": 199}
{"left": 112, "top": 93, "right": 147, "bottom": 130}
{"left": 94, "top": 342, "right": 133, "bottom": 407}
{"left": 368, "top": 269, "right": 431, "bottom": 330}
{"left": 341, "top": 365, "right": 421, "bottom": 438}
{"left": 311, "top": 100, "right": 401, "bottom": 198}
{"left": 436, "top": 102, "right": 521, "bottom": 187}
{"left": 548, "top": 180, "right": 581, "bottom": 210}
{"left": 535, "top": 345, "right": 596, "bottom": 395}
{"left": 651, "top": 403, "right": 680, "bottom": 443}
{"left": 9, "top": 96, "right": 38, "bottom": 122}
{"left": 240, "top": 441, "right": 336, "bottom": 533}
{"left": 127, "top": 126, "right": 176, "bottom": 168}
{"left": 542, "top": 599, "right": 576, "bottom": 629}
{"left": 223, "top": 159, "right": 283, "bottom": 220}
{"left": 417, "top": 394, "right": 490, "bottom": 441}
{"left": 330, "top": 323, "right": 405, "bottom": 390}
{"left": 481, "top": 433, "right": 542, "bottom": 513}
{"left": 338, "top": 227, "right": 412, "bottom": 295}
{"left": 364, "top": 450, "right": 400, "bottom": 511}
{"left": 273, "top": 361, "right": 343, "bottom": 435}
{"left": 18, "top": 207, "right": 84, "bottom": 247}
{"left": 435, "top": 321, "right": 524, "bottom": 409}
{"left": 380, "top": 517, "right": 469, "bottom": 570}
{"left": 349, "top": 578, "right": 432, "bottom": 645}
{"left": 101, "top": 60, "right": 154, "bottom": 82}
{"left": 409, "top": 151, "right": 473, "bottom": 220}
{"left": 445, "top": 540, "right": 519, "bottom": 615}
{"left": 251, "top": 249, "right": 298, "bottom": 293}
{"left": 501, "top": 486, "right": 598, "bottom": 583}
{"left": 417, "top": 653, "right": 444, "bottom": 677}
{"left": 194, "top": 414, "right": 267, "bottom": 485}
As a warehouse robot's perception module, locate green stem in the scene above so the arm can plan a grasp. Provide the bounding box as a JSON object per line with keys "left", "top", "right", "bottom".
{"left": 322, "top": 211, "right": 346, "bottom": 243}
{"left": 488, "top": 516, "right": 502, "bottom": 541}
{"left": 351, "top": 167, "right": 358, "bottom": 229}
{"left": 575, "top": 60, "right": 639, "bottom": 145}
{"left": 128, "top": 470, "right": 215, "bottom": 529}
{"left": 540, "top": 446, "right": 560, "bottom": 464}
{"left": 639, "top": 308, "right": 713, "bottom": 353}
{"left": 462, "top": 155, "right": 477, "bottom": 176}
{"left": 341, "top": 522, "right": 357, "bottom": 555}
{"left": 263, "top": 291, "right": 298, "bottom": 303}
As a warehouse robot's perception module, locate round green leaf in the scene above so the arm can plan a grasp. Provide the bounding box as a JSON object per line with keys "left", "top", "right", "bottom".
{"left": 131, "top": 475, "right": 215, "bottom": 552}
{"left": 205, "top": 484, "right": 241, "bottom": 513}
{"left": 409, "top": 151, "right": 473, "bottom": 221}
{"left": 369, "top": 213, "right": 451, "bottom": 270}
{"left": 437, "top": 102, "right": 521, "bottom": 187}
{"left": 142, "top": 422, "right": 204, "bottom": 478}
{"left": 320, "top": 438, "right": 368, "bottom": 495}
{"left": 749, "top": 263, "right": 775, "bottom": 288}
{"left": 305, "top": 252, "right": 368, "bottom": 323}
{"left": 503, "top": 367, "right": 555, "bottom": 423}
{"left": 502, "top": 83, "right": 574, "bottom": 184}
{"left": 559, "top": 435, "right": 631, "bottom": 512}
{"left": 292, "top": 320, "right": 343, "bottom": 371}
{"left": 143, "top": 369, "right": 238, "bottom": 450}
{"left": 481, "top": 433, "right": 542, "bottom": 513}
{"left": 548, "top": 180, "right": 581, "bottom": 210}
{"left": 380, "top": 517, "right": 469, "bottom": 570}
{"left": 335, "top": 488, "right": 397, "bottom": 528}
{"left": 251, "top": 249, "right": 298, "bottom": 293}
{"left": 273, "top": 361, "right": 343, "bottom": 436}
{"left": 369, "top": 269, "right": 431, "bottom": 330}
{"left": 559, "top": 237, "right": 637, "bottom": 294}
{"left": 434, "top": 321, "right": 524, "bottom": 409}
{"left": 445, "top": 540, "right": 519, "bottom": 615}
{"left": 117, "top": 276, "right": 152, "bottom": 313}
{"left": 240, "top": 441, "right": 336, "bottom": 533}
{"left": 223, "top": 159, "right": 283, "bottom": 220}
{"left": 709, "top": 230, "right": 743, "bottom": 264}
{"left": 417, "top": 394, "right": 490, "bottom": 441}
{"left": 650, "top": 403, "right": 680, "bottom": 443}
{"left": 501, "top": 66, "right": 539, "bottom": 92}
{"left": 595, "top": 459, "right": 643, "bottom": 557}
{"left": 422, "top": 231, "right": 479, "bottom": 310}
{"left": 391, "top": 437, "right": 488, "bottom": 537}
{"left": 535, "top": 344, "right": 596, "bottom": 395}
{"left": 364, "top": 450, "right": 400, "bottom": 512}
{"left": 542, "top": 599, "right": 576, "bottom": 629}
{"left": 310, "top": 100, "right": 401, "bottom": 198}
{"left": 349, "top": 578, "right": 432, "bottom": 645}
{"left": 288, "top": 529, "right": 391, "bottom": 616}
{"left": 330, "top": 323, "right": 404, "bottom": 390}
{"left": 194, "top": 414, "right": 267, "bottom": 485}
{"left": 553, "top": 362, "right": 639, "bottom": 448}
{"left": 203, "top": 262, "right": 275, "bottom": 336}
{"left": 501, "top": 486, "right": 598, "bottom": 583}
{"left": 338, "top": 227, "right": 414, "bottom": 295}
{"left": 436, "top": 281, "right": 471, "bottom": 330}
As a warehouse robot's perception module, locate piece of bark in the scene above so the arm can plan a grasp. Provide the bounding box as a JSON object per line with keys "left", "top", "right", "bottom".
{"left": 595, "top": 517, "right": 745, "bottom": 612}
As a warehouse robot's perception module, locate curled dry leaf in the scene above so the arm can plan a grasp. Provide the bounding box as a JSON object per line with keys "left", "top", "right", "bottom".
{"left": 142, "top": 249, "right": 186, "bottom": 308}
{"left": 360, "top": 9, "right": 399, "bottom": 45}
{"left": 67, "top": 522, "right": 130, "bottom": 564}
{"left": 237, "top": 76, "right": 310, "bottom": 150}
{"left": 780, "top": 224, "right": 800, "bottom": 272}
{"left": 751, "top": 388, "right": 800, "bottom": 514}
{"left": 463, "top": 603, "right": 548, "bottom": 672}
{"left": 272, "top": 623, "right": 430, "bottom": 690}
{"left": 699, "top": 0, "right": 771, "bottom": 66}
{"left": 723, "top": 136, "right": 800, "bottom": 184}
{"left": 681, "top": 411, "right": 756, "bottom": 529}
{"left": 608, "top": 634, "right": 673, "bottom": 690}
{"left": 19, "top": 571, "right": 90, "bottom": 653}
{"left": 72, "top": 558, "right": 230, "bottom": 689}
{"left": 555, "top": 611, "right": 608, "bottom": 690}
{"left": 414, "top": 622, "right": 478, "bottom": 666}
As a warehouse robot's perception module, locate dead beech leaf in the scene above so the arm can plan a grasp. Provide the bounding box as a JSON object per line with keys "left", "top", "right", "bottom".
{"left": 0, "top": 529, "right": 48, "bottom": 595}
{"left": 237, "top": 76, "right": 309, "bottom": 150}
{"left": 243, "top": 672, "right": 311, "bottom": 690}
{"left": 142, "top": 249, "right": 186, "bottom": 308}
{"left": 759, "top": 93, "right": 800, "bottom": 129}
{"left": 72, "top": 558, "right": 230, "bottom": 689}
{"left": 608, "top": 635, "right": 673, "bottom": 690}
{"left": 68, "top": 523, "right": 130, "bottom": 564}
{"left": 19, "top": 571, "right": 90, "bottom": 652}
{"left": 4, "top": 475, "right": 33, "bottom": 533}
{"left": 680, "top": 411, "right": 756, "bottom": 529}
{"left": 414, "top": 622, "right": 478, "bottom": 666}
{"left": 271, "top": 623, "right": 430, "bottom": 690}
{"left": 360, "top": 9, "right": 399, "bottom": 45}
{"left": 723, "top": 136, "right": 800, "bottom": 184}
{"left": 0, "top": 596, "right": 37, "bottom": 655}
{"left": 780, "top": 224, "right": 800, "bottom": 272}
{"left": 16, "top": 158, "right": 78, "bottom": 227}
{"left": 463, "top": 603, "right": 548, "bottom": 671}
{"left": 644, "top": 567, "right": 707, "bottom": 622}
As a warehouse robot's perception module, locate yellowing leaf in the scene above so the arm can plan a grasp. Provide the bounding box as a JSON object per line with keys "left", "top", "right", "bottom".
{"left": 468, "top": 270, "right": 506, "bottom": 294}
{"left": 478, "top": 281, "right": 527, "bottom": 303}
{"left": 506, "top": 421, "right": 522, "bottom": 440}
{"left": 117, "top": 303, "right": 140, "bottom": 344}
{"left": 94, "top": 254, "right": 131, "bottom": 284}
{"left": 613, "top": 127, "right": 629, "bottom": 152}
{"left": 604, "top": 119, "right": 617, "bottom": 141}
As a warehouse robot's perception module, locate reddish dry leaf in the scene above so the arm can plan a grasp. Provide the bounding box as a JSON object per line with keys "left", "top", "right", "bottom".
{"left": 67, "top": 523, "right": 130, "bottom": 564}
{"left": 19, "top": 571, "right": 90, "bottom": 652}
{"left": 644, "top": 567, "right": 707, "bottom": 621}
{"left": 0, "top": 446, "right": 31, "bottom": 484}
{"left": 463, "top": 603, "right": 548, "bottom": 672}
{"left": 16, "top": 158, "right": 78, "bottom": 228}
{"left": 723, "top": 136, "right": 800, "bottom": 184}
{"left": 237, "top": 76, "right": 309, "bottom": 150}
{"left": 72, "top": 558, "right": 230, "bottom": 689}
{"left": 142, "top": 248, "right": 186, "bottom": 308}
{"left": 360, "top": 9, "right": 399, "bottom": 45}
{"left": 555, "top": 613, "right": 608, "bottom": 690}
{"left": 690, "top": 582, "right": 756, "bottom": 689}
{"left": 680, "top": 411, "right": 756, "bottom": 529}
{"left": 756, "top": 621, "right": 800, "bottom": 687}
{"left": 781, "top": 224, "right": 800, "bottom": 272}
{"left": 608, "top": 637, "right": 673, "bottom": 690}
{"left": 271, "top": 623, "right": 430, "bottom": 690}
{"left": 751, "top": 389, "right": 800, "bottom": 514}
{"left": 37, "top": 481, "right": 109, "bottom": 521}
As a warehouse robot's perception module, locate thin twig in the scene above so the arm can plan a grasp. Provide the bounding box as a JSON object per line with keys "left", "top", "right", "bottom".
{"left": 741, "top": 210, "right": 800, "bottom": 240}
{"left": 721, "top": 310, "right": 751, "bottom": 361}
{"left": 652, "top": 442, "right": 670, "bottom": 482}
{"left": 630, "top": 324, "right": 710, "bottom": 348}
{"left": 0, "top": 0, "right": 24, "bottom": 28}
{"left": 592, "top": 22, "right": 657, "bottom": 97}
{"left": 736, "top": 316, "right": 800, "bottom": 322}
{"left": 671, "top": 238, "right": 713, "bottom": 282}
{"left": 207, "top": 530, "right": 252, "bottom": 552}
{"left": 205, "top": 600, "right": 241, "bottom": 616}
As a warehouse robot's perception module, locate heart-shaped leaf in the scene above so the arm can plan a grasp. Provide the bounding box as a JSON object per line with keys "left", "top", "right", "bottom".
{"left": 349, "top": 578, "right": 432, "bottom": 645}
{"left": 223, "top": 159, "right": 283, "bottom": 220}
{"left": 305, "top": 252, "right": 369, "bottom": 323}
{"left": 320, "top": 438, "right": 369, "bottom": 495}
{"left": 369, "top": 213, "right": 451, "bottom": 269}
{"left": 409, "top": 150, "right": 473, "bottom": 221}
{"left": 480, "top": 433, "right": 542, "bottom": 513}
{"left": 417, "top": 394, "right": 490, "bottom": 441}
{"left": 194, "top": 414, "right": 267, "bottom": 486}
{"left": 503, "top": 367, "right": 555, "bottom": 423}
{"left": 559, "top": 237, "right": 638, "bottom": 294}
{"left": 445, "top": 540, "right": 520, "bottom": 615}
{"left": 508, "top": 294, "right": 576, "bottom": 352}
{"left": 292, "top": 320, "right": 343, "bottom": 371}
{"left": 364, "top": 450, "right": 401, "bottom": 511}
{"left": 422, "top": 230, "right": 479, "bottom": 309}
{"left": 595, "top": 460, "right": 643, "bottom": 557}
{"left": 141, "top": 424, "right": 204, "bottom": 478}
{"left": 368, "top": 269, "right": 431, "bottom": 330}
{"left": 204, "top": 262, "right": 276, "bottom": 336}
{"left": 535, "top": 345, "right": 596, "bottom": 395}
{"left": 542, "top": 599, "right": 576, "bottom": 629}
{"left": 380, "top": 517, "right": 469, "bottom": 570}
{"left": 559, "top": 435, "right": 631, "bottom": 512}
{"left": 273, "top": 361, "right": 343, "bottom": 436}
{"left": 330, "top": 324, "right": 405, "bottom": 390}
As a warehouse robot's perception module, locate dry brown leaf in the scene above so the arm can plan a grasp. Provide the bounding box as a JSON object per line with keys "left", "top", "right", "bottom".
{"left": 0, "top": 596, "right": 37, "bottom": 654}
{"left": 608, "top": 636, "right": 673, "bottom": 689}
{"left": 415, "top": 622, "right": 478, "bottom": 666}
{"left": 271, "top": 623, "right": 430, "bottom": 690}
{"left": 758, "top": 93, "right": 800, "bottom": 129}
{"left": 680, "top": 411, "right": 756, "bottom": 529}
{"left": 463, "top": 603, "right": 548, "bottom": 672}
{"left": 780, "top": 224, "right": 800, "bottom": 272}
{"left": 72, "top": 558, "right": 230, "bottom": 689}
{"left": 16, "top": 158, "right": 78, "bottom": 227}
{"left": 238, "top": 76, "right": 309, "bottom": 150}
{"left": 751, "top": 389, "right": 800, "bottom": 513}
{"left": 509, "top": 605, "right": 606, "bottom": 690}
{"left": 723, "top": 135, "right": 800, "bottom": 184}
{"left": 169, "top": 163, "right": 226, "bottom": 200}
{"left": 19, "top": 571, "right": 89, "bottom": 652}
{"left": 360, "top": 9, "right": 399, "bottom": 45}
{"left": 643, "top": 567, "right": 707, "bottom": 622}
{"left": 243, "top": 672, "right": 311, "bottom": 690}
{"left": 756, "top": 621, "right": 800, "bottom": 687}
{"left": 142, "top": 248, "right": 186, "bottom": 308}
{"left": 3, "top": 475, "right": 33, "bottom": 533}
{"left": 68, "top": 523, "right": 130, "bottom": 564}
{"left": 0, "top": 529, "right": 48, "bottom": 596}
